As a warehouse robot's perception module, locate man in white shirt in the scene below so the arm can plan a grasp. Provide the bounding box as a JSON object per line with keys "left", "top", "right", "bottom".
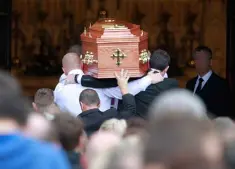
{"left": 54, "top": 53, "right": 164, "bottom": 116}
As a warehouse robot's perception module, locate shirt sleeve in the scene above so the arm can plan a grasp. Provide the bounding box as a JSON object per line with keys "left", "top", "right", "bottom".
{"left": 102, "top": 76, "right": 152, "bottom": 99}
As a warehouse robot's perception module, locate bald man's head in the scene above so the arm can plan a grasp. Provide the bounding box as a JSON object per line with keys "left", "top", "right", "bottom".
{"left": 62, "top": 53, "right": 81, "bottom": 75}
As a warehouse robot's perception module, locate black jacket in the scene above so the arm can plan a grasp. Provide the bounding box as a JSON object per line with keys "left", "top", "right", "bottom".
{"left": 186, "top": 72, "right": 231, "bottom": 117}
{"left": 134, "top": 78, "right": 178, "bottom": 118}
{"left": 78, "top": 94, "right": 136, "bottom": 136}
{"left": 79, "top": 75, "right": 179, "bottom": 119}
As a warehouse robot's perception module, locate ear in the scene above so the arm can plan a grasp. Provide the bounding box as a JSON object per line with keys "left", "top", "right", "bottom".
{"left": 32, "top": 102, "right": 38, "bottom": 112}
{"left": 79, "top": 102, "right": 84, "bottom": 110}
{"left": 164, "top": 66, "right": 169, "bottom": 73}
{"left": 62, "top": 67, "right": 66, "bottom": 74}
{"left": 209, "top": 59, "right": 212, "bottom": 67}
{"left": 97, "top": 102, "right": 101, "bottom": 108}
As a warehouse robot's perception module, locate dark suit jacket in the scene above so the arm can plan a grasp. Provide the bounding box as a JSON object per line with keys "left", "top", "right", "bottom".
{"left": 79, "top": 75, "right": 179, "bottom": 119}
{"left": 186, "top": 72, "right": 231, "bottom": 117}
{"left": 134, "top": 78, "right": 178, "bottom": 118}
{"left": 78, "top": 94, "right": 136, "bottom": 136}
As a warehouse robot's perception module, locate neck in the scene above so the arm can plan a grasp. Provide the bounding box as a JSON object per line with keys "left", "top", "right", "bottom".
{"left": 65, "top": 67, "right": 81, "bottom": 75}
{"left": 198, "top": 69, "right": 211, "bottom": 77}
{"left": 160, "top": 72, "right": 165, "bottom": 77}
{"left": 0, "top": 119, "right": 21, "bottom": 134}
{"left": 82, "top": 105, "right": 99, "bottom": 112}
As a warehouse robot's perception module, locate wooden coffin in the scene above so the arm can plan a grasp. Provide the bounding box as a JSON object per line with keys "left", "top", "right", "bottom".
{"left": 80, "top": 18, "right": 149, "bottom": 78}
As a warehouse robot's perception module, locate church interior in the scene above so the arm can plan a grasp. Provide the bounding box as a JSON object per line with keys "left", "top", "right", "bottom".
{"left": 0, "top": 0, "right": 234, "bottom": 98}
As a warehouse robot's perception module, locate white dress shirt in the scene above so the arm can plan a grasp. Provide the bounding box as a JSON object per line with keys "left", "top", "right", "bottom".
{"left": 54, "top": 69, "right": 152, "bottom": 116}
{"left": 193, "top": 70, "right": 212, "bottom": 94}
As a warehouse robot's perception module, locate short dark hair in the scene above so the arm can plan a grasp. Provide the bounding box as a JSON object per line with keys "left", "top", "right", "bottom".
{"left": 67, "top": 45, "right": 82, "bottom": 56}
{"left": 0, "top": 70, "right": 31, "bottom": 125}
{"left": 149, "top": 49, "right": 171, "bottom": 71}
{"left": 194, "top": 46, "right": 212, "bottom": 59}
{"left": 53, "top": 113, "right": 84, "bottom": 151}
{"left": 79, "top": 89, "right": 100, "bottom": 106}
{"left": 127, "top": 117, "right": 147, "bottom": 129}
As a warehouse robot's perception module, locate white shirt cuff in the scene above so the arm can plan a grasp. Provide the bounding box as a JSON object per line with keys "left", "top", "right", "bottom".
{"left": 76, "top": 74, "right": 83, "bottom": 84}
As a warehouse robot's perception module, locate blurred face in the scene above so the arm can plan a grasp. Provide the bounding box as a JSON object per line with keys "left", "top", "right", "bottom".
{"left": 194, "top": 51, "right": 211, "bottom": 75}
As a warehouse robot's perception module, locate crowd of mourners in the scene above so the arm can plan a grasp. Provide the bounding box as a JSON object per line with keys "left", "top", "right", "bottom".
{"left": 0, "top": 45, "right": 234, "bottom": 169}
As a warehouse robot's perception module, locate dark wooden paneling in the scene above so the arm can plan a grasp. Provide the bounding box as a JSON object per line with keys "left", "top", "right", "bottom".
{"left": 0, "top": 0, "right": 12, "bottom": 70}
{"left": 226, "top": 0, "right": 235, "bottom": 114}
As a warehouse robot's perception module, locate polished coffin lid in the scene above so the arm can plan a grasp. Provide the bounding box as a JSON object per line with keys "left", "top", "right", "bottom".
{"left": 81, "top": 18, "right": 148, "bottom": 42}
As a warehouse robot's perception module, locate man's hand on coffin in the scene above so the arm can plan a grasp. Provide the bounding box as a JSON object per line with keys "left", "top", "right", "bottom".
{"left": 65, "top": 74, "right": 77, "bottom": 85}
{"left": 115, "top": 69, "right": 130, "bottom": 95}
{"left": 147, "top": 70, "right": 164, "bottom": 84}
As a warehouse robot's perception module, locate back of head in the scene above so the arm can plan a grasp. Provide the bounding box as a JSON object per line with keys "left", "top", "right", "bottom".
{"left": 149, "top": 49, "right": 170, "bottom": 71}
{"left": 79, "top": 89, "right": 100, "bottom": 106}
{"left": 33, "top": 88, "right": 54, "bottom": 114}
{"left": 149, "top": 89, "right": 207, "bottom": 120}
{"left": 213, "top": 117, "right": 235, "bottom": 143}
{"left": 24, "top": 113, "right": 58, "bottom": 142}
{"left": 62, "top": 53, "right": 81, "bottom": 73}
{"left": 124, "top": 118, "right": 147, "bottom": 137}
{"left": 0, "top": 70, "right": 30, "bottom": 126}
{"left": 102, "top": 136, "right": 143, "bottom": 169}
{"left": 145, "top": 114, "right": 222, "bottom": 169}
{"left": 52, "top": 112, "right": 83, "bottom": 151}
{"left": 127, "top": 117, "right": 147, "bottom": 129}
{"left": 86, "top": 131, "right": 121, "bottom": 166}
{"left": 100, "top": 118, "right": 127, "bottom": 136}
{"left": 67, "top": 45, "right": 82, "bottom": 56}
{"left": 214, "top": 117, "right": 235, "bottom": 131}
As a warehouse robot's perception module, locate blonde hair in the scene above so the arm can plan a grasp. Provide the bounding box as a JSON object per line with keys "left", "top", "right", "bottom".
{"left": 100, "top": 119, "right": 127, "bottom": 136}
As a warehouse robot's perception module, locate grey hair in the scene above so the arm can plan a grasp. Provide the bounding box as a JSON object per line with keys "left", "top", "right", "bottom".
{"left": 99, "top": 118, "right": 127, "bottom": 136}
{"left": 149, "top": 89, "right": 207, "bottom": 120}
{"left": 213, "top": 117, "right": 235, "bottom": 142}
{"left": 214, "top": 117, "right": 235, "bottom": 130}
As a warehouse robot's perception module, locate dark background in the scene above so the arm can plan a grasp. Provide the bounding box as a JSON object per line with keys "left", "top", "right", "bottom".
{"left": 0, "top": 0, "right": 12, "bottom": 70}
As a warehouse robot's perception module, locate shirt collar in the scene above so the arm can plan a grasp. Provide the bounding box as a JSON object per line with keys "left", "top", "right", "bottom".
{"left": 59, "top": 69, "right": 84, "bottom": 83}
{"left": 68, "top": 69, "right": 84, "bottom": 75}
{"left": 198, "top": 70, "right": 212, "bottom": 82}
{"left": 78, "top": 108, "right": 100, "bottom": 117}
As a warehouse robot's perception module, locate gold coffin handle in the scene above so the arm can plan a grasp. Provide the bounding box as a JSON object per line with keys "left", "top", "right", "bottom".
{"left": 139, "top": 49, "right": 150, "bottom": 64}
{"left": 80, "top": 52, "right": 98, "bottom": 65}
